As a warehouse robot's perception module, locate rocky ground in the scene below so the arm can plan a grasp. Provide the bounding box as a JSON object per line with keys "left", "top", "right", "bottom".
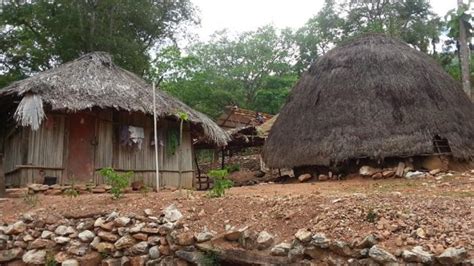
{"left": 0, "top": 170, "right": 473, "bottom": 264}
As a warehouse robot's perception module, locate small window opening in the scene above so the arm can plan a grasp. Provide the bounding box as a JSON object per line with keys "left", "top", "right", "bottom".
{"left": 432, "top": 135, "right": 452, "bottom": 154}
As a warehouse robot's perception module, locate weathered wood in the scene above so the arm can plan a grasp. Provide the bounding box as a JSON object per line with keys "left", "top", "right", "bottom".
{"left": 0, "top": 153, "right": 6, "bottom": 197}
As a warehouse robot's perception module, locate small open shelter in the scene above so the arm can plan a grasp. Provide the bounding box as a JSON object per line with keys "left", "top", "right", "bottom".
{"left": 0, "top": 52, "right": 228, "bottom": 188}
{"left": 263, "top": 34, "right": 474, "bottom": 170}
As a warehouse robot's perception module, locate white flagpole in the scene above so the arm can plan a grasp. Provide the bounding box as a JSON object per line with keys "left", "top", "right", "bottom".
{"left": 153, "top": 82, "right": 160, "bottom": 192}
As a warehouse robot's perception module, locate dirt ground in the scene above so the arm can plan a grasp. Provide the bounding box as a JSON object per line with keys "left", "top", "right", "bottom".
{"left": 1, "top": 171, "right": 473, "bottom": 256}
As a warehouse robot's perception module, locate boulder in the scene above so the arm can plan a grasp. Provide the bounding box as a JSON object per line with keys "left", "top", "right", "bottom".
{"left": 382, "top": 170, "right": 395, "bottom": 178}
{"left": 402, "top": 246, "right": 434, "bottom": 264}
{"left": 298, "top": 174, "right": 312, "bottom": 182}
{"left": 359, "top": 166, "right": 379, "bottom": 176}
{"left": 176, "top": 232, "right": 195, "bottom": 246}
{"left": 27, "top": 184, "right": 49, "bottom": 192}
{"left": 144, "top": 209, "right": 153, "bottom": 216}
{"left": 114, "top": 217, "right": 131, "bottom": 227}
{"left": 22, "top": 249, "right": 46, "bottom": 265}
{"left": 270, "top": 242, "right": 291, "bottom": 256}
{"left": 95, "top": 242, "right": 115, "bottom": 253}
{"left": 329, "top": 240, "right": 353, "bottom": 257}
{"left": 0, "top": 248, "right": 23, "bottom": 262}
{"left": 28, "top": 239, "right": 55, "bottom": 249}
{"left": 368, "top": 245, "right": 397, "bottom": 263}
{"left": 311, "top": 233, "right": 330, "bottom": 248}
{"left": 54, "top": 225, "right": 75, "bottom": 236}
{"left": 437, "top": 247, "right": 467, "bottom": 265}
{"left": 78, "top": 230, "right": 95, "bottom": 242}
{"left": 194, "top": 227, "right": 214, "bottom": 243}
{"left": 163, "top": 204, "right": 183, "bottom": 223}
{"left": 357, "top": 234, "right": 377, "bottom": 249}
{"left": 54, "top": 236, "right": 70, "bottom": 245}
{"left": 239, "top": 229, "right": 258, "bottom": 250}
{"left": 149, "top": 246, "right": 160, "bottom": 259}
{"left": 61, "top": 259, "right": 79, "bottom": 266}
{"left": 294, "top": 229, "right": 312, "bottom": 242}
{"left": 130, "top": 241, "right": 149, "bottom": 255}
{"left": 41, "top": 230, "right": 54, "bottom": 239}
{"left": 98, "top": 231, "right": 119, "bottom": 242}
{"left": 256, "top": 231, "right": 274, "bottom": 250}
{"left": 67, "top": 245, "right": 88, "bottom": 256}
{"left": 129, "top": 255, "right": 149, "bottom": 266}
{"left": 318, "top": 174, "right": 329, "bottom": 181}
{"left": 115, "top": 235, "right": 136, "bottom": 250}
{"left": 6, "top": 221, "right": 27, "bottom": 235}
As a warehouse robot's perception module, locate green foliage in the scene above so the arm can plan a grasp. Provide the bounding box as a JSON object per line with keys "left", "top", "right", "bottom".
{"left": 99, "top": 167, "right": 132, "bottom": 199}
{"left": 0, "top": 0, "right": 197, "bottom": 87}
{"left": 45, "top": 249, "right": 57, "bottom": 266}
{"left": 64, "top": 187, "right": 79, "bottom": 199}
{"left": 208, "top": 169, "right": 233, "bottom": 198}
{"left": 23, "top": 192, "right": 39, "bottom": 207}
{"left": 225, "top": 164, "right": 240, "bottom": 173}
{"left": 445, "top": 2, "right": 473, "bottom": 39}
{"left": 200, "top": 250, "right": 220, "bottom": 266}
{"left": 366, "top": 208, "right": 378, "bottom": 223}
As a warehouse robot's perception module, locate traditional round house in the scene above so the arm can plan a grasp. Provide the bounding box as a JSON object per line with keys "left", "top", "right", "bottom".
{"left": 0, "top": 52, "right": 228, "bottom": 188}
{"left": 263, "top": 34, "right": 474, "bottom": 173}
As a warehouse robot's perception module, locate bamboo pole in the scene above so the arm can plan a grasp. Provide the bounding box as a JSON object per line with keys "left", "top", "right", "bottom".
{"left": 152, "top": 82, "right": 160, "bottom": 192}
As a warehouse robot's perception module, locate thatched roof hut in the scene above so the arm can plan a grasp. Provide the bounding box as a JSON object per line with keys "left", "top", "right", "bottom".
{"left": 263, "top": 34, "right": 474, "bottom": 169}
{"left": 0, "top": 52, "right": 228, "bottom": 146}
{"left": 0, "top": 52, "right": 228, "bottom": 188}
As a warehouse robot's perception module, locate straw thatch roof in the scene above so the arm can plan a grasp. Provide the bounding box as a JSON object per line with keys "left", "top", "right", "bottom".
{"left": 263, "top": 34, "right": 474, "bottom": 168}
{"left": 0, "top": 52, "right": 229, "bottom": 146}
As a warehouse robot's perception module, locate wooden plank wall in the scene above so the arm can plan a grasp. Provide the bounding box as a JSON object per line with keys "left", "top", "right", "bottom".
{"left": 93, "top": 111, "right": 194, "bottom": 188}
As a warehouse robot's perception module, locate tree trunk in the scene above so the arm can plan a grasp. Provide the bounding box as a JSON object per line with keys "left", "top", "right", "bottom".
{"left": 0, "top": 153, "right": 6, "bottom": 198}
{"left": 458, "top": 0, "right": 472, "bottom": 100}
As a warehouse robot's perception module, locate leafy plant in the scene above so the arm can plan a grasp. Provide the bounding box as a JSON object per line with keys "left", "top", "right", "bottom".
{"left": 45, "top": 249, "right": 57, "bottom": 266}
{"left": 99, "top": 167, "right": 132, "bottom": 199}
{"left": 366, "top": 208, "right": 378, "bottom": 223}
{"left": 23, "top": 192, "right": 38, "bottom": 207}
{"left": 64, "top": 187, "right": 79, "bottom": 199}
{"left": 208, "top": 169, "right": 233, "bottom": 198}
{"left": 225, "top": 164, "right": 240, "bottom": 173}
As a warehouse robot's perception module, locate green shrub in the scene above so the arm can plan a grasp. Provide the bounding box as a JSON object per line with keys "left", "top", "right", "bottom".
{"left": 208, "top": 169, "right": 233, "bottom": 198}
{"left": 225, "top": 164, "right": 240, "bottom": 173}
{"left": 23, "top": 192, "right": 38, "bottom": 207}
{"left": 99, "top": 167, "right": 132, "bottom": 199}
{"left": 64, "top": 187, "right": 79, "bottom": 199}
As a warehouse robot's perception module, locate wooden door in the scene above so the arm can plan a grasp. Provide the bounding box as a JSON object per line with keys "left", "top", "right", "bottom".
{"left": 67, "top": 113, "right": 96, "bottom": 183}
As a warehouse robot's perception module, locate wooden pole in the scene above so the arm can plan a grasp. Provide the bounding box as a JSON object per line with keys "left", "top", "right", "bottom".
{"left": 153, "top": 82, "right": 160, "bottom": 192}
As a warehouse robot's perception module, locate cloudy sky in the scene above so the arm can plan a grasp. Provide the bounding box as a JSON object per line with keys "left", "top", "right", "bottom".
{"left": 192, "top": 0, "right": 460, "bottom": 40}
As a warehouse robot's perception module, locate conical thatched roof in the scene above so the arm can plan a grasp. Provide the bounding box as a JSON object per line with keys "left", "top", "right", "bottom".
{"left": 0, "top": 52, "right": 229, "bottom": 146}
{"left": 263, "top": 34, "right": 474, "bottom": 168}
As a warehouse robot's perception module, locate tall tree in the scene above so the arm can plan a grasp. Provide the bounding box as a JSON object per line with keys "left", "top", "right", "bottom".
{"left": 457, "top": 0, "right": 472, "bottom": 99}
{"left": 0, "top": 0, "right": 197, "bottom": 87}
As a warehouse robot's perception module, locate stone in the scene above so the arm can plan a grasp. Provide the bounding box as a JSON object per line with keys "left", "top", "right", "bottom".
{"left": 295, "top": 229, "right": 312, "bottom": 242}
{"left": 132, "top": 233, "right": 148, "bottom": 241}
{"left": 158, "top": 245, "right": 170, "bottom": 256}
{"left": 54, "top": 251, "right": 70, "bottom": 263}
{"left": 13, "top": 241, "right": 27, "bottom": 248}
{"left": 41, "top": 230, "right": 54, "bottom": 239}
{"left": 28, "top": 239, "right": 55, "bottom": 249}
{"left": 98, "top": 231, "right": 119, "bottom": 242}
{"left": 402, "top": 246, "right": 434, "bottom": 264}
{"left": 416, "top": 228, "right": 426, "bottom": 238}
{"left": 330, "top": 240, "right": 353, "bottom": 257}
{"left": 115, "top": 235, "right": 136, "bottom": 250}
{"left": 22, "top": 234, "right": 34, "bottom": 242}
{"left": 256, "top": 231, "right": 274, "bottom": 250}
{"left": 61, "top": 259, "right": 79, "bottom": 266}
{"left": 91, "top": 188, "right": 106, "bottom": 193}
{"left": 176, "top": 232, "right": 194, "bottom": 246}
{"left": 368, "top": 245, "right": 397, "bottom": 263}
{"left": 78, "top": 230, "right": 95, "bottom": 242}
{"left": 0, "top": 248, "right": 23, "bottom": 262}
{"left": 76, "top": 220, "right": 94, "bottom": 231}
{"left": 163, "top": 204, "right": 183, "bottom": 223}
{"left": 298, "top": 174, "right": 312, "bottom": 182}
{"left": 100, "top": 222, "right": 115, "bottom": 231}
{"left": 54, "top": 236, "right": 70, "bottom": 244}
{"left": 27, "top": 184, "right": 49, "bottom": 192}
{"left": 129, "top": 255, "right": 149, "bottom": 266}
{"left": 382, "top": 170, "right": 395, "bottom": 178}
{"left": 194, "top": 227, "right": 214, "bottom": 243}
{"left": 357, "top": 234, "right": 377, "bottom": 249}
{"left": 429, "top": 168, "right": 442, "bottom": 175}
{"left": 405, "top": 171, "right": 425, "bottom": 179}
{"left": 101, "top": 258, "right": 121, "bottom": 266}
{"left": 144, "top": 209, "right": 153, "bottom": 216}
{"left": 224, "top": 229, "right": 242, "bottom": 241}
{"left": 371, "top": 172, "right": 383, "bottom": 179}
{"left": 149, "top": 246, "right": 160, "bottom": 259}
{"left": 94, "top": 217, "right": 105, "bottom": 227}
{"left": 67, "top": 245, "right": 88, "bottom": 256}
{"left": 22, "top": 249, "right": 46, "bottom": 265}
{"left": 114, "top": 217, "right": 131, "bottom": 227}
{"left": 288, "top": 243, "right": 305, "bottom": 262}
{"left": 175, "top": 250, "right": 204, "bottom": 264}
{"left": 395, "top": 162, "right": 405, "bottom": 177}
{"left": 130, "top": 241, "right": 149, "bottom": 255}
{"left": 90, "top": 236, "right": 100, "bottom": 249}
{"left": 437, "top": 247, "right": 467, "bottom": 265}
{"left": 55, "top": 225, "right": 75, "bottom": 236}
{"left": 141, "top": 227, "right": 159, "bottom": 234}
{"left": 96, "top": 242, "right": 115, "bottom": 253}
{"left": 311, "top": 233, "right": 330, "bottom": 248}
{"left": 6, "top": 221, "right": 27, "bottom": 235}
{"left": 239, "top": 229, "right": 257, "bottom": 250}
{"left": 77, "top": 251, "right": 101, "bottom": 265}
{"left": 270, "top": 242, "right": 291, "bottom": 256}
{"left": 359, "top": 166, "right": 379, "bottom": 176}
{"left": 318, "top": 174, "right": 329, "bottom": 181}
